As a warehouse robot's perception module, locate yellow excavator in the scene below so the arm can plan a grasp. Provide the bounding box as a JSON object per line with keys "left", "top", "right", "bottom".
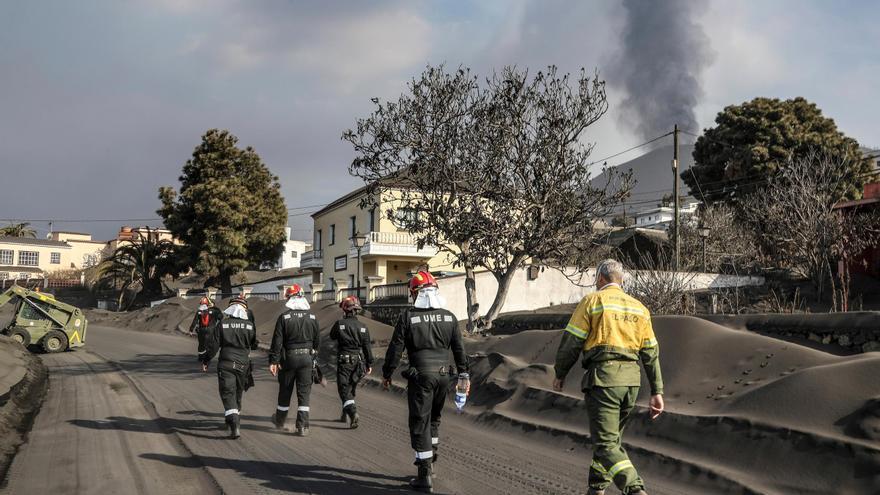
{"left": 0, "top": 284, "right": 87, "bottom": 352}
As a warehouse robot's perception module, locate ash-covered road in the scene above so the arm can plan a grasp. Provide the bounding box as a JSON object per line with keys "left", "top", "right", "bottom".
{"left": 4, "top": 325, "right": 691, "bottom": 494}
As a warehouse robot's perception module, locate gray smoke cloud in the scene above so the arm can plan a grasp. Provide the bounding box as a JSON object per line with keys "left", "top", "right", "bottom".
{"left": 609, "top": 0, "right": 714, "bottom": 142}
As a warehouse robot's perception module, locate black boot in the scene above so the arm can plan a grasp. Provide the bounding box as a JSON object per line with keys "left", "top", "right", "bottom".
{"left": 431, "top": 449, "right": 438, "bottom": 477}
{"left": 409, "top": 462, "right": 433, "bottom": 493}
{"left": 339, "top": 409, "right": 348, "bottom": 422}
{"left": 346, "top": 405, "right": 359, "bottom": 429}
{"left": 272, "top": 409, "right": 288, "bottom": 430}
{"left": 295, "top": 410, "right": 310, "bottom": 436}
{"left": 227, "top": 414, "right": 241, "bottom": 439}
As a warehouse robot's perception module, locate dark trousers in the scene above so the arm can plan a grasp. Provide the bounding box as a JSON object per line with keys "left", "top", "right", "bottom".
{"left": 277, "top": 353, "right": 313, "bottom": 428}
{"left": 337, "top": 357, "right": 364, "bottom": 413}
{"left": 217, "top": 367, "right": 245, "bottom": 414}
{"left": 196, "top": 328, "right": 210, "bottom": 361}
{"left": 407, "top": 372, "right": 449, "bottom": 463}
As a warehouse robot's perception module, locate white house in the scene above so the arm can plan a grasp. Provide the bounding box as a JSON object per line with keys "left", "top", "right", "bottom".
{"left": 277, "top": 227, "right": 311, "bottom": 270}
{"left": 634, "top": 202, "right": 699, "bottom": 230}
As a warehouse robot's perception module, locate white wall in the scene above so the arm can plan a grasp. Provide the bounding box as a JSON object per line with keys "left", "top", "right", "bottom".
{"left": 248, "top": 273, "right": 313, "bottom": 294}
{"left": 278, "top": 229, "right": 311, "bottom": 270}
{"left": 435, "top": 266, "right": 764, "bottom": 321}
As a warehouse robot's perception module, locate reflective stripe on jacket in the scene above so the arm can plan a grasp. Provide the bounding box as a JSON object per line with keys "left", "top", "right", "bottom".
{"left": 554, "top": 285, "right": 663, "bottom": 394}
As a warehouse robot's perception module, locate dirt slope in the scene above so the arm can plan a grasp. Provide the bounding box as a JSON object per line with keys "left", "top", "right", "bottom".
{"left": 461, "top": 315, "right": 880, "bottom": 494}
{"left": 0, "top": 336, "right": 48, "bottom": 485}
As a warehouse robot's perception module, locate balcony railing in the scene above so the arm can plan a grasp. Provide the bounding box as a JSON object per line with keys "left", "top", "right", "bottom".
{"left": 300, "top": 249, "right": 323, "bottom": 270}
{"left": 313, "top": 289, "right": 337, "bottom": 302}
{"left": 350, "top": 232, "right": 437, "bottom": 259}
{"left": 338, "top": 287, "right": 367, "bottom": 301}
{"left": 369, "top": 282, "right": 410, "bottom": 301}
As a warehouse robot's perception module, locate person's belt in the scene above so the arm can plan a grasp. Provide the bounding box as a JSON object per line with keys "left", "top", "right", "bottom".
{"left": 287, "top": 348, "right": 313, "bottom": 355}
{"left": 219, "top": 359, "right": 250, "bottom": 372}
{"left": 338, "top": 353, "right": 361, "bottom": 363}
{"left": 403, "top": 364, "right": 451, "bottom": 378}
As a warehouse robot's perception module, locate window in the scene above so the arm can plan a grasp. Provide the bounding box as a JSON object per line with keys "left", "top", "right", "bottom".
{"left": 393, "top": 208, "right": 418, "bottom": 228}
{"left": 0, "top": 249, "right": 12, "bottom": 265}
{"left": 330, "top": 225, "right": 336, "bottom": 245}
{"left": 0, "top": 272, "right": 7, "bottom": 280}
{"left": 350, "top": 216, "right": 357, "bottom": 237}
{"left": 290, "top": 251, "right": 298, "bottom": 258}
{"left": 19, "top": 273, "right": 30, "bottom": 280}
{"left": 349, "top": 274, "right": 355, "bottom": 288}
{"left": 50, "top": 252, "right": 61, "bottom": 264}
{"left": 18, "top": 251, "right": 38, "bottom": 266}
{"left": 369, "top": 209, "right": 376, "bottom": 232}
{"left": 315, "top": 229, "right": 322, "bottom": 249}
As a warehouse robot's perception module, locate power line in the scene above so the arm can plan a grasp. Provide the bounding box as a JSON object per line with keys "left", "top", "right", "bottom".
{"left": 2, "top": 218, "right": 163, "bottom": 224}
{"left": 2, "top": 203, "right": 328, "bottom": 225}
{"left": 288, "top": 203, "right": 328, "bottom": 211}
{"left": 587, "top": 131, "right": 673, "bottom": 169}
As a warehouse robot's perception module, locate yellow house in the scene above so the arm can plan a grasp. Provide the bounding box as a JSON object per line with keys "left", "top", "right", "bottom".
{"left": 49, "top": 232, "right": 111, "bottom": 269}
{"left": 0, "top": 237, "right": 75, "bottom": 280}
{"left": 301, "top": 186, "right": 457, "bottom": 299}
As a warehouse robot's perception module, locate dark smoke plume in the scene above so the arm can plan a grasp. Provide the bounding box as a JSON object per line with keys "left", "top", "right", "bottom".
{"left": 609, "top": 0, "right": 714, "bottom": 142}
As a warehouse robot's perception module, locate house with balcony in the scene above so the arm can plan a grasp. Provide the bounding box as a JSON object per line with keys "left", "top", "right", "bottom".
{"left": 634, "top": 201, "right": 700, "bottom": 230}
{"left": 301, "top": 186, "right": 457, "bottom": 300}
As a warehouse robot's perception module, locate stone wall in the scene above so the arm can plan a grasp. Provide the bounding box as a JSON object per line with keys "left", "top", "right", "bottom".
{"left": 700, "top": 312, "right": 880, "bottom": 353}
{"left": 364, "top": 303, "right": 411, "bottom": 327}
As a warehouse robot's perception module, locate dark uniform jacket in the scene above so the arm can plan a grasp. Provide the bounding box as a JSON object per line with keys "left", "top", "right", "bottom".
{"left": 189, "top": 306, "right": 223, "bottom": 333}
{"left": 330, "top": 316, "right": 374, "bottom": 366}
{"left": 269, "top": 309, "right": 321, "bottom": 365}
{"left": 382, "top": 307, "right": 468, "bottom": 379}
{"left": 202, "top": 315, "right": 258, "bottom": 366}
{"left": 191, "top": 307, "right": 223, "bottom": 357}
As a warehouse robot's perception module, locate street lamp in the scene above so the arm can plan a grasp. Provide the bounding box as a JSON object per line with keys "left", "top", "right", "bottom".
{"left": 698, "top": 224, "right": 711, "bottom": 272}
{"left": 351, "top": 232, "right": 368, "bottom": 299}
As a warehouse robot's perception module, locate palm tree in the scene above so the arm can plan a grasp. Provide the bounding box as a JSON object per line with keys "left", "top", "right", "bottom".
{"left": 96, "top": 228, "right": 184, "bottom": 309}
{"left": 0, "top": 222, "right": 37, "bottom": 238}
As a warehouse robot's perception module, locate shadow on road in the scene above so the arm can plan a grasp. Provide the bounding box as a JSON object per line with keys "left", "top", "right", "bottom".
{"left": 70, "top": 414, "right": 293, "bottom": 440}
{"left": 110, "top": 353, "right": 209, "bottom": 378}
{"left": 177, "top": 410, "right": 352, "bottom": 430}
{"left": 141, "top": 453, "right": 414, "bottom": 494}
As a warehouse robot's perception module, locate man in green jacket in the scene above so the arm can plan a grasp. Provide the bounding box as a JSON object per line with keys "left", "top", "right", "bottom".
{"left": 554, "top": 259, "right": 664, "bottom": 495}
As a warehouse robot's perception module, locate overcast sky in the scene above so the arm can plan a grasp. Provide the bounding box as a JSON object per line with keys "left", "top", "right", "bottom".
{"left": 1, "top": 0, "right": 878, "bottom": 241}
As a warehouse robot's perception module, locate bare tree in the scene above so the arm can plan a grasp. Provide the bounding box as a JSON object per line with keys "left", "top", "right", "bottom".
{"left": 740, "top": 151, "right": 880, "bottom": 302}
{"left": 623, "top": 250, "right": 697, "bottom": 315}
{"left": 679, "top": 203, "right": 762, "bottom": 274}
{"left": 344, "top": 65, "right": 632, "bottom": 331}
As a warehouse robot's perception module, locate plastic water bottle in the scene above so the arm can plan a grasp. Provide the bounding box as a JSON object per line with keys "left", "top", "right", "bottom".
{"left": 454, "top": 373, "right": 470, "bottom": 413}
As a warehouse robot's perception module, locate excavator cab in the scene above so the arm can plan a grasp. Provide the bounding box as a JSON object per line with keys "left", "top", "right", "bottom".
{"left": 0, "top": 285, "right": 87, "bottom": 353}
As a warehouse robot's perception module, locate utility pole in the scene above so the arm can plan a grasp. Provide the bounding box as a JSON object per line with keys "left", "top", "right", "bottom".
{"left": 672, "top": 124, "right": 680, "bottom": 270}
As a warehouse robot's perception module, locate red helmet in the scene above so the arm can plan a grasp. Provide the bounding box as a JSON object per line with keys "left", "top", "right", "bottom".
{"left": 229, "top": 295, "right": 247, "bottom": 309}
{"left": 340, "top": 295, "right": 362, "bottom": 313}
{"left": 409, "top": 270, "right": 437, "bottom": 296}
{"left": 199, "top": 296, "right": 211, "bottom": 306}
{"left": 285, "top": 284, "right": 304, "bottom": 298}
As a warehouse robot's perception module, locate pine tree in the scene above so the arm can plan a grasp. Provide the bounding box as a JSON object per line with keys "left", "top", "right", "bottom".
{"left": 158, "top": 129, "right": 288, "bottom": 293}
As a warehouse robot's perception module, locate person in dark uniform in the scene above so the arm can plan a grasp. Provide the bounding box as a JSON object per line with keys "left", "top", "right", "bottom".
{"left": 189, "top": 296, "right": 222, "bottom": 362}
{"left": 269, "top": 284, "right": 321, "bottom": 436}
{"left": 330, "top": 295, "right": 373, "bottom": 429}
{"left": 201, "top": 296, "right": 258, "bottom": 439}
{"left": 383, "top": 271, "right": 469, "bottom": 493}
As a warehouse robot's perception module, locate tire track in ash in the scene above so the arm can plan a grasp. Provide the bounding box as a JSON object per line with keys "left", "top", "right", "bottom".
{"left": 354, "top": 395, "right": 583, "bottom": 495}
